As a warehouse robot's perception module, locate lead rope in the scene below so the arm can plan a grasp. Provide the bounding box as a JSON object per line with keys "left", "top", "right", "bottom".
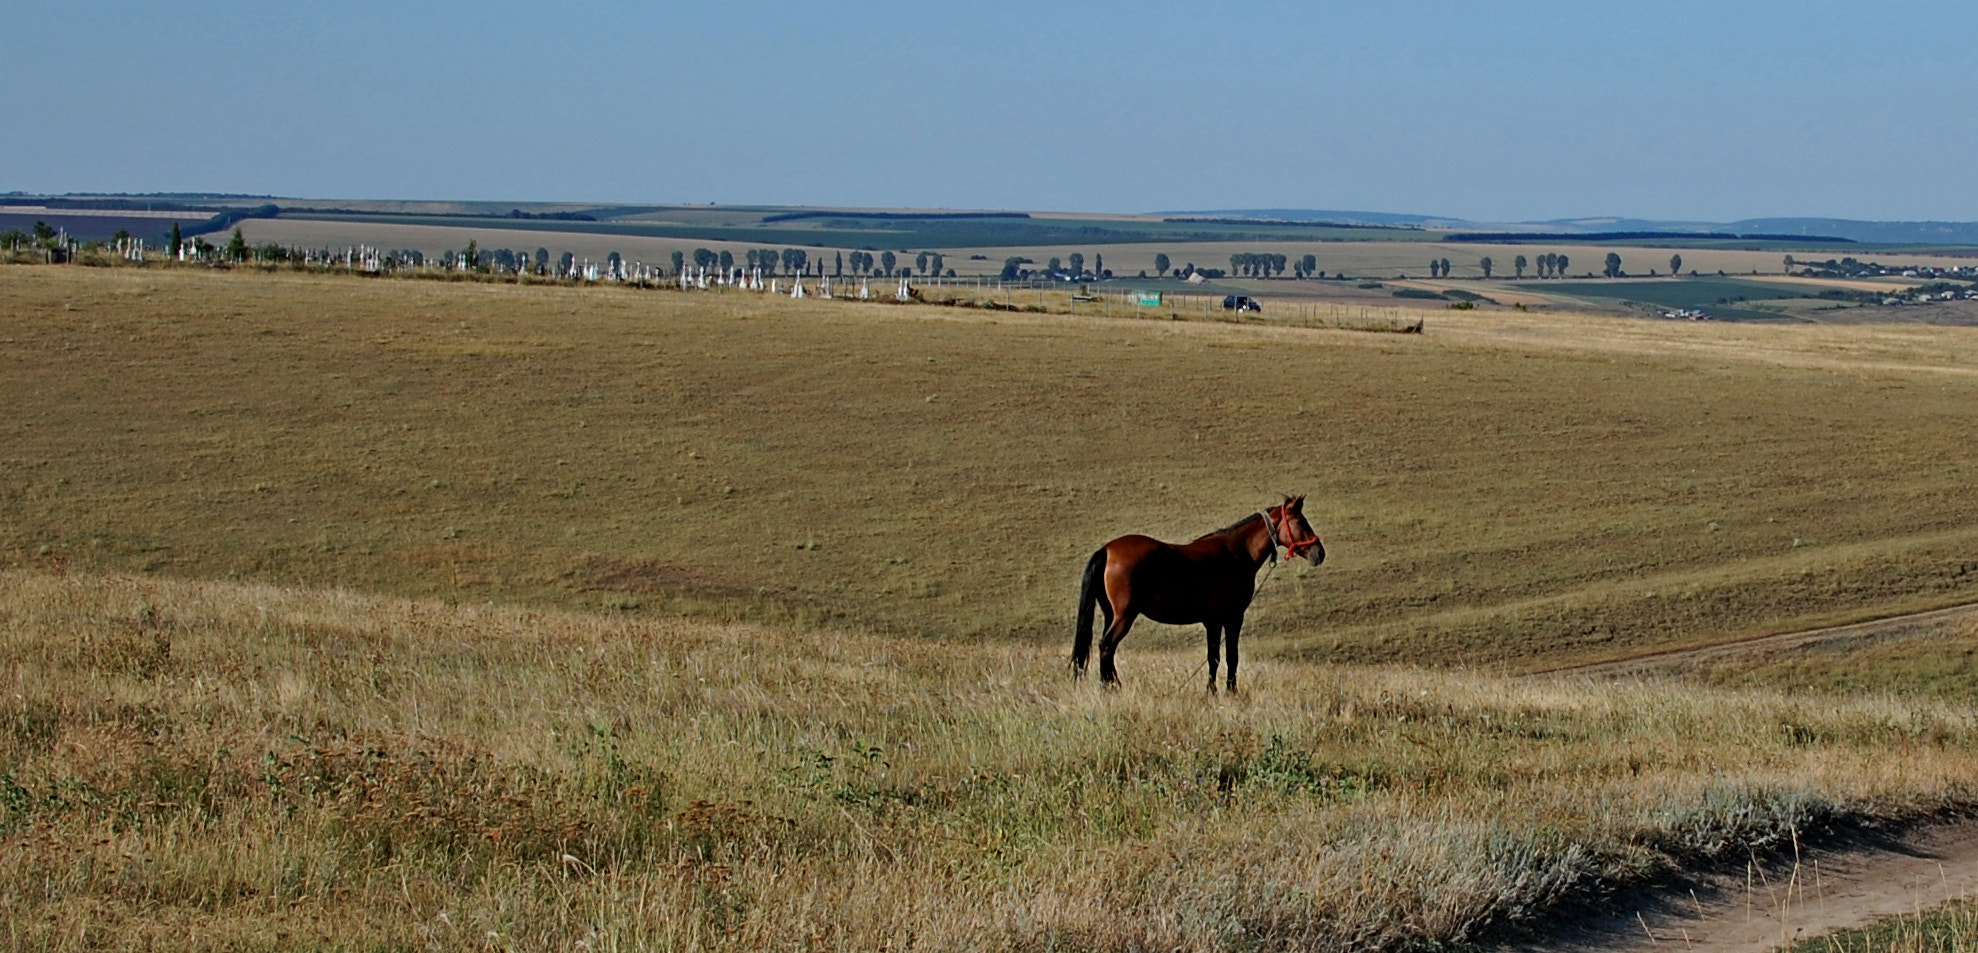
{"left": 1257, "top": 510, "right": 1283, "bottom": 550}
{"left": 1256, "top": 511, "right": 1282, "bottom": 588}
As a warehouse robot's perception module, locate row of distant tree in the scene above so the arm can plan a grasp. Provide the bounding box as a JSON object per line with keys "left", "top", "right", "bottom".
{"left": 996, "top": 252, "right": 1117, "bottom": 282}
{"left": 1141, "top": 252, "right": 1328, "bottom": 280}
{"left": 1226, "top": 252, "right": 1329, "bottom": 279}
{"left": 19, "top": 227, "right": 1748, "bottom": 287}
{"left": 677, "top": 247, "right": 952, "bottom": 279}
{"left": 1, "top": 220, "right": 66, "bottom": 251}
{"left": 1425, "top": 252, "right": 1685, "bottom": 279}
{"left": 21, "top": 222, "right": 969, "bottom": 281}
{"left": 11, "top": 221, "right": 1684, "bottom": 284}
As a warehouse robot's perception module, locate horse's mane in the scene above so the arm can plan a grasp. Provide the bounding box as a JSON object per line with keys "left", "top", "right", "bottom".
{"left": 1204, "top": 512, "right": 1263, "bottom": 539}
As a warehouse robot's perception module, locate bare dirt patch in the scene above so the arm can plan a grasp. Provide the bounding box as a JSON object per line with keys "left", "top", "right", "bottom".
{"left": 1511, "top": 818, "right": 1978, "bottom": 953}
{"left": 567, "top": 552, "right": 760, "bottom": 597}
{"left": 1899, "top": 299, "right": 1978, "bottom": 326}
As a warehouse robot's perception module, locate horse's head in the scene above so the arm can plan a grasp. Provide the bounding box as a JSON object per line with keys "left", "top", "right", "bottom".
{"left": 1269, "top": 495, "right": 1325, "bottom": 565}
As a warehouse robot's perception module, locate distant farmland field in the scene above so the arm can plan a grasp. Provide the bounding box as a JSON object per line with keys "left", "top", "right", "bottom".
{"left": 271, "top": 208, "right": 1436, "bottom": 253}
{"left": 0, "top": 212, "right": 199, "bottom": 242}
{"left": 1543, "top": 277, "right": 1807, "bottom": 320}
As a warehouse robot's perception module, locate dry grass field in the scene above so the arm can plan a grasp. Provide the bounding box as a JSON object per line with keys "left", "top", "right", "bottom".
{"left": 6, "top": 266, "right": 1978, "bottom": 670}
{"left": 9, "top": 263, "right": 1978, "bottom": 949}
{"left": 9, "top": 568, "right": 1978, "bottom": 951}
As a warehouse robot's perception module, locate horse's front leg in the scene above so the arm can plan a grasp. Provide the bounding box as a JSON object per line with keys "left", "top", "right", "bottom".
{"left": 1224, "top": 616, "right": 1244, "bottom": 694}
{"left": 1204, "top": 623, "right": 1223, "bottom": 693}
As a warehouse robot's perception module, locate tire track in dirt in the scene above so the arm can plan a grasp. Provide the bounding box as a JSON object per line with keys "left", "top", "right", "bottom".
{"left": 1511, "top": 603, "right": 1978, "bottom": 951}
{"left": 1527, "top": 601, "right": 1978, "bottom": 681}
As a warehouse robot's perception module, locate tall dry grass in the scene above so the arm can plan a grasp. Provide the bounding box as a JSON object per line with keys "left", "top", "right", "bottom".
{"left": 9, "top": 569, "right": 1978, "bottom": 950}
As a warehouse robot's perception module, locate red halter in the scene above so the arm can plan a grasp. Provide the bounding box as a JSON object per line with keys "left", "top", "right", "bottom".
{"left": 1264, "top": 507, "right": 1322, "bottom": 559}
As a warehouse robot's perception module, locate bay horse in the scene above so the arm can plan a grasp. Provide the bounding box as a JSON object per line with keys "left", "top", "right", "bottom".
{"left": 1072, "top": 496, "right": 1324, "bottom": 693}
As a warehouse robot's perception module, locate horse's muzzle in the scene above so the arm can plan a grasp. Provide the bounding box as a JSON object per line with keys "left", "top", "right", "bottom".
{"left": 1294, "top": 542, "right": 1325, "bottom": 565}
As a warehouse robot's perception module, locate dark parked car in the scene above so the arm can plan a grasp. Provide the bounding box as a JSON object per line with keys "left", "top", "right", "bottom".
{"left": 1222, "top": 295, "right": 1261, "bottom": 313}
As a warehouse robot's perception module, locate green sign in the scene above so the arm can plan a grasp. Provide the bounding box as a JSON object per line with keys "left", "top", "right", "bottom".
{"left": 1136, "top": 291, "right": 1163, "bottom": 307}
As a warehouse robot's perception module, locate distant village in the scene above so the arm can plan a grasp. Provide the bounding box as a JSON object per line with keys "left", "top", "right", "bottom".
{"left": 1787, "top": 255, "right": 1978, "bottom": 282}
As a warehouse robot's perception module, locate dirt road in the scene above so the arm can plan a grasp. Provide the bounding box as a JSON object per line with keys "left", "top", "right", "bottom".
{"left": 1513, "top": 602, "right": 1978, "bottom": 951}
{"left": 1511, "top": 818, "right": 1978, "bottom": 953}
{"left": 1528, "top": 602, "right": 1978, "bottom": 681}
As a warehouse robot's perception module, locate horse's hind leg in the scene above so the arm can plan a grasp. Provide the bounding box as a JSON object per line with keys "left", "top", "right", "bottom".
{"left": 1204, "top": 623, "right": 1223, "bottom": 693}
{"left": 1098, "top": 611, "right": 1136, "bottom": 687}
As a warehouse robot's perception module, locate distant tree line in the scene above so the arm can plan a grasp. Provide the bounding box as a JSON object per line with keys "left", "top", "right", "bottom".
{"left": 1443, "top": 230, "right": 1850, "bottom": 244}
{"left": 760, "top": 210, "right": 1030, "bottom": 223}
{"left": 1228, "top": 252, "right": 1287, "bottom": 278}
{"left": 503, "top": 209, "right": 598, "bottom": 221}
{"left": 1423, "top": 252, "right": 1597, "bottom": 279}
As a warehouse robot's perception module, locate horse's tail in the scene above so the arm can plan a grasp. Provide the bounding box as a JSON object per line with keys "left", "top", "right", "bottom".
{"left": 1072, "top": 547, "right": 1108, "bottom": 677}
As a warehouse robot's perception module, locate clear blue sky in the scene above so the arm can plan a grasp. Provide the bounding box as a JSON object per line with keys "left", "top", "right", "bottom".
{"left": 4, "top": 0, "right": 1972, "bottom": 222}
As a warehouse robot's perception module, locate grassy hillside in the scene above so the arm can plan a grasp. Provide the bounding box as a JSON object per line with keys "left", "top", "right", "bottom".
{"left": 1681, "top": 611, "right": 1978, "bottom": 705}
{"left": 6, "top": 266, "right": 1978, "bottom": 670}
{"left": 7, "top": 568, "right": 1978, "bottom": 951}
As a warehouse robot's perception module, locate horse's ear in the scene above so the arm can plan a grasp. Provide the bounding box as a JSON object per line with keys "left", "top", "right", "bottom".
{"left": 1290, "top": 495, "right": 1305, "bottom": 513}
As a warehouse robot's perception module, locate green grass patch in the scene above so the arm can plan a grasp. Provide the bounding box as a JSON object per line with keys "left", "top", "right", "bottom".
{"left": 1788, "top": 898, "right": 1978, "bottom": 952}
{"left": 1548, "top": 277, "right": 1804, "bottom": 320}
